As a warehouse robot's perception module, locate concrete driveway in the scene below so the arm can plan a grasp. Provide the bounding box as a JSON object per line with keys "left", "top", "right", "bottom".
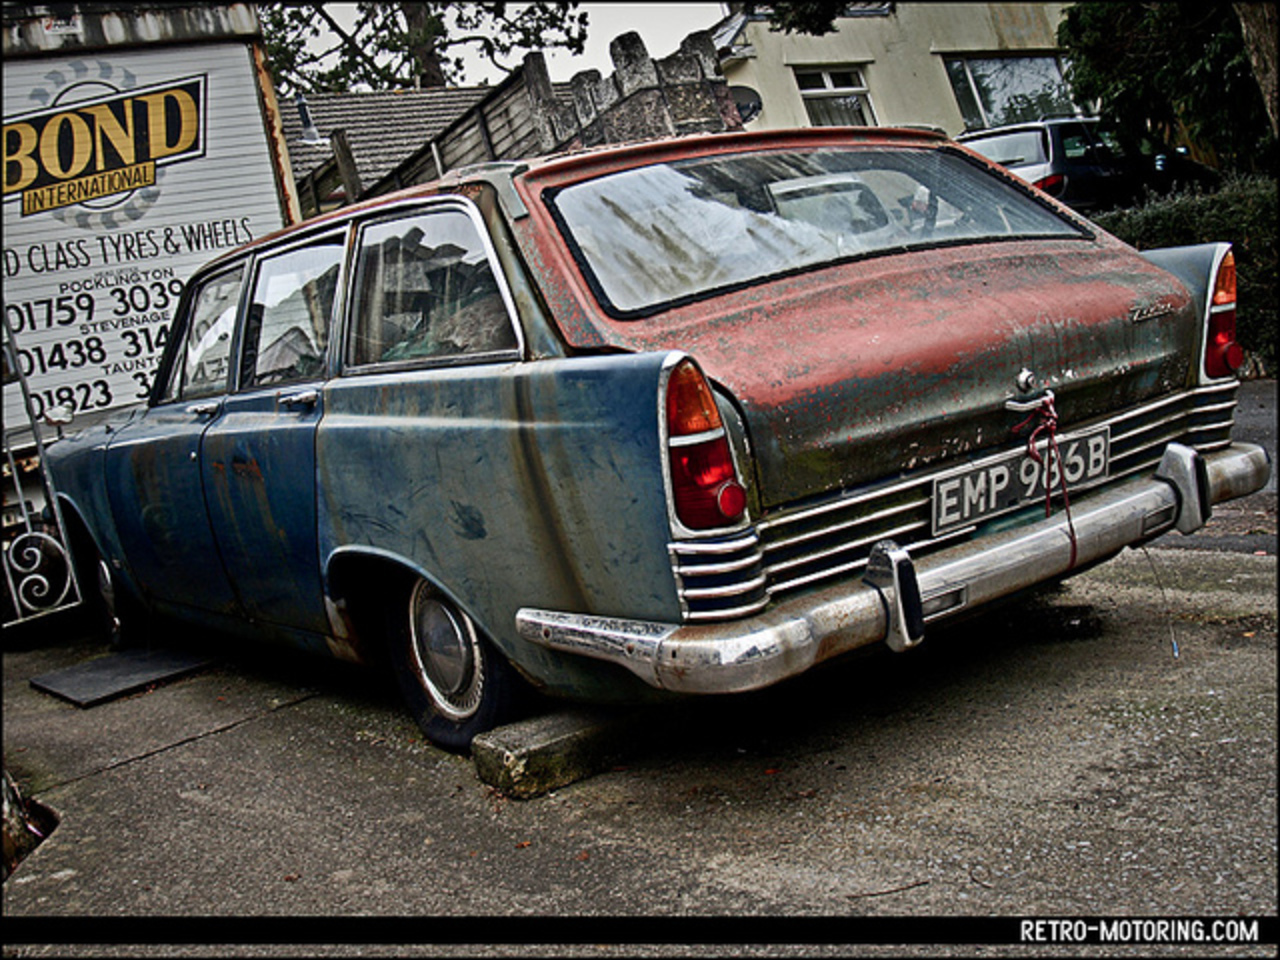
{"left": 3, "top": 382, "right": 1275, "bottom": 956}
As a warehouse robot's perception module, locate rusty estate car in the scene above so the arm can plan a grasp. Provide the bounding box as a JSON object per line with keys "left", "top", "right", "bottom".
{"left": 45, "top": 127, "right": 1271, "bottom": 750}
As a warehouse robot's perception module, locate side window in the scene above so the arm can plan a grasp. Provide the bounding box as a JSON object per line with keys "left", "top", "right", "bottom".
{"left": 1091, "top": 127, "right": 1125, "bottom": 161}
{"left": 349, "top": 207, "right": 517, "bottom": 366}
{"left": 161, "top": 265, "right": 244, "bottom": 402}
{"left": 1060, "top": 124, "right": 1092, "bottom": 161}
{"left": 240, "top": 234, "right": 344, "bottom": 389}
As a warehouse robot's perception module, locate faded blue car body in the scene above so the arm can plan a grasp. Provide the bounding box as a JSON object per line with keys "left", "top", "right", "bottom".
{"left": 316, "top": 351, "right": 679, "bottom": 695}
{"left": 45, "top": 128, "right": 1271, "bottom": 748}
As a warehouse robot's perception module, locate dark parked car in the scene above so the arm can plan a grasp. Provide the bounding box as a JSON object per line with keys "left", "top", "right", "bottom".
{"left": 957, "top": 117, "right": 1139, "bottom": 212}
{"left": 45, "top": 127, "right": 1270, "bottom": 750}
{"left": 957, "top": 116, "right": 1218, "bottom": 212}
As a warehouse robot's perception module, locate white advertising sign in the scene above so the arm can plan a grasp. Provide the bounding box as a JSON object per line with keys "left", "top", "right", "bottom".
{"left": 3, "top": 43, "right": 286, "bottom": 430}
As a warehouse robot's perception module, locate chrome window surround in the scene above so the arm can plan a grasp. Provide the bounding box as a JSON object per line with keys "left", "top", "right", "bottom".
{"left": 669, "top": 381, "right": 1238, "bottom": 622}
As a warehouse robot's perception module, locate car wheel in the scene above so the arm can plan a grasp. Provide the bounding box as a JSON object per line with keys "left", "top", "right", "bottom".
{"left": 68, "top": 532, "right": 146, "bottom": 648}
{"left": 390, "top": 579, "right": 521, "bottom": 752}
{"left": 63, "top": 529, "right": 129, "bottom": 650}
{"left": 91, "top": 556, "right": 124, "bottom": 647}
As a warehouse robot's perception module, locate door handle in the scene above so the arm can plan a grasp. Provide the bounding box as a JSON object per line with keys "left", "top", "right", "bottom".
{"left": 279, "top": 390, "right": 319, "bottom": 409}
{"left": 187, "top": 402, "right": 220, "bottom": 417}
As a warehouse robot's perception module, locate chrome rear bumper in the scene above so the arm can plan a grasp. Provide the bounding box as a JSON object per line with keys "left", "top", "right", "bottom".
{"left": 517, "top": 442, "right": 1270, "bottom": 694}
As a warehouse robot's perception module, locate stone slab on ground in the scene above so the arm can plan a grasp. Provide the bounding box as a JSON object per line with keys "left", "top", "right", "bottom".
{"left": 29, "top": 647, "right": 216, "bottom": 708}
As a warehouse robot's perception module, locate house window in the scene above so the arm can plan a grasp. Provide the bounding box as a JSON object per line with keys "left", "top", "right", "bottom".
{"left": 794, "top": 68, "right": 877, "bottom": 127}
{"left": 944, "top": 56, "right": 1074, "bottom": 130}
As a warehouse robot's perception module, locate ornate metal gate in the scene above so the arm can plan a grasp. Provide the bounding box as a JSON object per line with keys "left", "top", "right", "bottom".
{"left": 3, "top": 317, "right": 82, "bottom": 628}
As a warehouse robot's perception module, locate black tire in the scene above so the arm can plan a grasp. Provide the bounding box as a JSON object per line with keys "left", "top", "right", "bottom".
{"left": 68, "top": 529, "right": 148, "bottom": 648}
{"left": 389, "top": 579, "right": 522, "bottom": 752}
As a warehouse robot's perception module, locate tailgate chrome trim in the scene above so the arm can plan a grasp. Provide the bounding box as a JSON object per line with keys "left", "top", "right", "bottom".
{"left": 755, "top": 381, "right": 1240, "bottom": 604}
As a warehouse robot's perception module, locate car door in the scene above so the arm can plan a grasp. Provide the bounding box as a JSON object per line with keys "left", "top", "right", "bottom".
{"left": 200, "top": 230, "right": 347, "bottom": 634}
{"left": 104, "top": 263, "right": 246, "bottom": 616}
{"left": 316, "top": 200, "right": 526, "bottom": 620}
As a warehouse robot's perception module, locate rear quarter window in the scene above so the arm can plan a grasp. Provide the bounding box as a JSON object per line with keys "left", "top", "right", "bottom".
{"left": 347, "top": 205, "right": 518, "bottom": 368}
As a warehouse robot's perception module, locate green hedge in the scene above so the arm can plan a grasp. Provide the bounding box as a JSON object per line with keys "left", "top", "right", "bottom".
{"left": 1093, "top": 175, "right": 1277, "bottom": 372}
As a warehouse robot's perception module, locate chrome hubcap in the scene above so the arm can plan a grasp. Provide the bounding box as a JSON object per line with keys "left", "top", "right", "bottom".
{"left": 408, "top": 582, "right": 483, "bottom": 721}
{"left": 96, "top": 558, "right": 120, "bottom": 632}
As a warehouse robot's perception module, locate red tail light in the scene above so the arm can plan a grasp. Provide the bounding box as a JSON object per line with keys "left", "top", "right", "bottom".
{"left": 666, "top": 359, "right": 747, "bottom": 530}
{"left": 1205, "top": 249, "right": 1244, "bottom": 379}
{"left": 1033, "top": 173, "right": 1065, "bottom": 195}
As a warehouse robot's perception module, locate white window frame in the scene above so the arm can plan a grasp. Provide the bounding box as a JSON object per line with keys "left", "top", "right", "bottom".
{"left": 793, "top": 66, "right": 878, "bottom": 127}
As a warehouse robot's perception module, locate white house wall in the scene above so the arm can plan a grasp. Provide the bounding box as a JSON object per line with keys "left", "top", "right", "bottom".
{"left": 724, "top": 2, "right": 1067, "bottom": 135}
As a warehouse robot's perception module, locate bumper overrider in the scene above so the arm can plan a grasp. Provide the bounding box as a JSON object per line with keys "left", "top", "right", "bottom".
{"left": 518, "top": 442, "right": 1271, "bottom": 694}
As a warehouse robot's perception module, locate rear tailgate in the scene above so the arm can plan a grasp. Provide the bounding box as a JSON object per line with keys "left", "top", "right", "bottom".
{"left": 575, "top": 238, "right": 1198, "bottom": 510}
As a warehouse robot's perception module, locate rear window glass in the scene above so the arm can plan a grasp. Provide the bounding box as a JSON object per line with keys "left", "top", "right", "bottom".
{"left": 546, "top": 146, "right": 1084, "bottom": 317}
{"left": 960, "top": 130, "right": 1048, "bottom": 167}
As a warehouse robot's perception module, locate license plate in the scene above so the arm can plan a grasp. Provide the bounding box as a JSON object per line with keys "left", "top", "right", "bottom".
{"left": 931, "top": 425, "right": 1110, "bottom": 536}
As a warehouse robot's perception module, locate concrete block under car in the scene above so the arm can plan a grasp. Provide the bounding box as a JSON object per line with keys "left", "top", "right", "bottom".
{"left": 472, "top": 708, "right": 640, "bottom": 798}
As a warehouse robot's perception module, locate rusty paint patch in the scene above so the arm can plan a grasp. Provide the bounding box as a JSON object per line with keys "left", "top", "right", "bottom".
{"left": 231, "top": 458, "right": 264, "bottom": 481}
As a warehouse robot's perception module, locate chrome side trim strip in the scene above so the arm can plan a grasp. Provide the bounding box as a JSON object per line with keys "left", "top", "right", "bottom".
{"left": 669, "top": 533, "right": 761, "bottom": 555}
{"left": 673, "top": 552, "right": 763, "bottom": 577}
{"left": 757, "top": 472, "right": 934, "bottom": 533}
{"left": 680, "top": 573, "right": 768, "bottom": 600}
{"left": 765, "top": 518, "right": 926, "bottom": 577}
{"left": 763, "top": 497, "right": 931, "bottom": 554}
{"left": 684, "top": 596, "right": 772, "bottom": 621}
{"left": 766, "top": 525, "right": 976, "bottom": 597}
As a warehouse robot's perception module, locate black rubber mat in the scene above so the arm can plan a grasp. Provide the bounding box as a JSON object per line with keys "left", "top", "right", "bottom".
{"left": 29, "top": 648, "right": 215, "bottom": 708}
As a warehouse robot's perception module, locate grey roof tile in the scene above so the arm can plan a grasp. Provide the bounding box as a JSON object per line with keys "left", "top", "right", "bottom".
{"left": 279, "top": 87, "right": 492, "bottom": 186}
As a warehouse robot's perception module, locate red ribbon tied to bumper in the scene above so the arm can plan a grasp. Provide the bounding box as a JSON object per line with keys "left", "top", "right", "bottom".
{"left": 1012, "top": 391, "right": 1079, "bottom": 570}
